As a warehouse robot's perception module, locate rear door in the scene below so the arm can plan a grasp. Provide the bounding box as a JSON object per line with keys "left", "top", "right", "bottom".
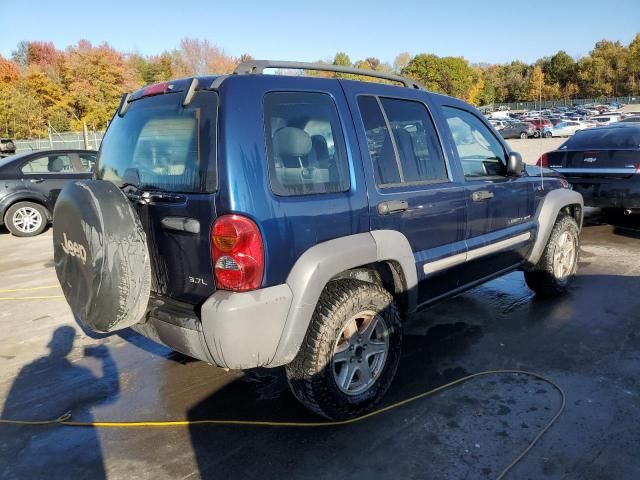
{"left": 439, "top": 103, "right": 535, "bottom": 283}
{"left": 342, "top": 81, "right": 468, "bottom": 304}
{"left": 20, "top": 152, "right": 79, "bottom": 207}
{"left": 97, "top": 89, "right": 219, "bottom": 304}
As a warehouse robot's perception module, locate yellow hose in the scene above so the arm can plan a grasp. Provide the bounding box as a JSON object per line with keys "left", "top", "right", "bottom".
{"left": 0, "top": 369, "right": 565, "bottom": 480}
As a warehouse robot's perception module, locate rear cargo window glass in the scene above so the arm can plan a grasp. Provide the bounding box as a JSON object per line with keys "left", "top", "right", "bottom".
{"left": 21, "top": 154, "right": 73, "bottom": 174}
{"left": 264, "top": 92, "right": 350, "bottom": 196}
{"left": 561, "top": 127, "right": 640, "bottom": 150}
{"left": 98, "top": 92, "right": 218, "bottom": 193}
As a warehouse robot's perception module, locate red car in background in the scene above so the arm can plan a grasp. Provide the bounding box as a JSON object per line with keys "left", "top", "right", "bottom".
{"left": 527, "top": 118, "right": 553, "bottom": 137}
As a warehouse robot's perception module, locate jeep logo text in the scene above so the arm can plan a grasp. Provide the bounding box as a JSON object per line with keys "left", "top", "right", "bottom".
{"left": 61, "top": 233, "right": 87, "bottom": 264}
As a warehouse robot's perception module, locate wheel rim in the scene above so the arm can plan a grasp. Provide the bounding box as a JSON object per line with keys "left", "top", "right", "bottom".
{"left": 331, "top": 310, "right": 389, "bottom": 396}
{"left": 553, "top": 231, "right": 577, "bottom": 280}
{"left": 12, "top": 206, "right": 42, "bottom": 234}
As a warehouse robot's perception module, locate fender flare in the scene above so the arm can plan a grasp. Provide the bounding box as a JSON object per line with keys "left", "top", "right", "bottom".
{"left": 526, "top": 188, "right": 583, "bottom": 266}
{"left": 268, "top": 230, "right": 417, "bottom": 367}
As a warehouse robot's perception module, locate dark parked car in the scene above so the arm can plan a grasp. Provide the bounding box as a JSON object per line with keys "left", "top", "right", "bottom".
{"left": 0, "top": 138, "right": 16, "bottom": 158}
{"left": 0, "top": 149, "right": 97, "bottom": 236}
{"left": 499, "top": 121, "right": 536, "bottom": 139}
{"left": 53, "top": 61, "right": 582, "bottom": 419}
{"left": 538, "top": 123, "right": 640, "bottom": 215}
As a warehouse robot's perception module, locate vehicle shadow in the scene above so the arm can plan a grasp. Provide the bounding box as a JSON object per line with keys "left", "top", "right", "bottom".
{"left": 184, "top": 296, "right": 518, "bottom": 480}
{"left": 0, "top": 326, "right": 119, "bottom": 479}
{"left": 183, "top": 272, "right": 640, "bottom": 479}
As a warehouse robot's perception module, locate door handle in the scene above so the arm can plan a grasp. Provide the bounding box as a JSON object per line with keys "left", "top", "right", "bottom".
{"left": 378, "top": 200, "right": 408, "bottom": 215}
{"left": 29, "top": 179, "right": 45, "bottom": 184}
{"left": 471, "top": 190, "right": 494, "bottom": 202}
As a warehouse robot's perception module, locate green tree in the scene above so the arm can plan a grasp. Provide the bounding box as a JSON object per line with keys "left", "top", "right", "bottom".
{"left": 333, "top": 52, "right": 351, "bottom": 67}
{"left": 545, "top": 51, "right": 576, "bottom": 88}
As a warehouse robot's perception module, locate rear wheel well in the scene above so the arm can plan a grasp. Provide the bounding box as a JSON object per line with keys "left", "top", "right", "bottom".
{"left": 329, "top": 261, "right": 408, "bottom": 315}
{"left": 2, "top": 198, "right": 51, "bottom": 224}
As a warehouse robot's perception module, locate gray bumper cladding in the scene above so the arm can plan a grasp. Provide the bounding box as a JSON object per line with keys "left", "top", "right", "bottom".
{"left": 200, "top": 284, "right": 293, "bottom": 369}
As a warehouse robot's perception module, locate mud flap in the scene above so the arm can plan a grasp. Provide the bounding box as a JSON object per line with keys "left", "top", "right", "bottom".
{"left": 53, "top": 180, "right": 151, "bottom": 332}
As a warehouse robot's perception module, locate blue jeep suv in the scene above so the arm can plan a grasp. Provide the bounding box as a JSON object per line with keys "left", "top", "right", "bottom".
{"left": 53, "top": 61, "right": 583, "bottom": 419}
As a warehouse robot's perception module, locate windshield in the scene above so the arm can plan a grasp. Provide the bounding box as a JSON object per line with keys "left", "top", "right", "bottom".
{"left": 97, "top": 91, "right": 218, "bottom": 193}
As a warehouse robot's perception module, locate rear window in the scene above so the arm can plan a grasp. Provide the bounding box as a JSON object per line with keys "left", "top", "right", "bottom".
{"left": 560, "top": 127, "right": 640, "bottom": 150}
{"left": 264, "top": 92, "right": 350, "bottom": 196}
{"left": 98, "top": 91, "right": 218, "bottom": 193}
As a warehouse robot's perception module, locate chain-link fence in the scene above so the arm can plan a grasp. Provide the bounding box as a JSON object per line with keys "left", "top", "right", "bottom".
{"left": 485, "top": 96, "right": 640, "bottom": 112}
{"left": 14, "top": 131, "right": 104, "bottom": 153}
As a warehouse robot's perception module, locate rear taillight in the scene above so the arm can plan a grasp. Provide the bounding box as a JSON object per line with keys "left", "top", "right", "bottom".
{"left": 141, "top": 82, "right": 169, "bottom": 98}
{"left": 536, "top": 153, "right": 549, "bottom": 167}
{"left": 636, "top": 163, "right": 640, "bottom": 174}
{"left": 211, "top": 215, "right": 264, "bottom": 292}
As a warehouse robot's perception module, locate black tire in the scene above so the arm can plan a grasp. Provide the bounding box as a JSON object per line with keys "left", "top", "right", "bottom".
{"left": 519, "top": 132, "right": 527, "bottom": 139}
{"left": 286, "top": 279, "right": 402, "bottom": 420}
{"left": 53, "top": 180, "right": 151, "bottom": 333}
{"left": 4, "top": 201, "right": 49, "bottom": 237}
{"left": 544, "top": 131, "right": 553, "bottom": 138}
{"left": 524, "top": 215, "right": 580, "bottom": 296}
{"left": 533, "top": 130, "right": 541, "bottom": 138}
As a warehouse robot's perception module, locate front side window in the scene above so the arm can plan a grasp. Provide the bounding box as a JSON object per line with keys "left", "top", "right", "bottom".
{"left": 357, "top": 95, "right": 448, "bottom": 187}
{"left": 21, "top": 154, "right": 73, "bottom": 174}
{"left": 442, "top": 107, "right": 507, "bottom": 178}
{"left": 264, "top": 92, "right": 350, "bottom": 196}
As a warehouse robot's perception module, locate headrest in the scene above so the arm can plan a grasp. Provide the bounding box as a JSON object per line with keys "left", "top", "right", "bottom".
{"left": 311, "top": 135, "right": 329, "bottom": 161}
{"left": 273, "top": 127, "right": 312, "bottom": 158}
{"left": 49, "top": 157, "right": 65, "bottom": 172}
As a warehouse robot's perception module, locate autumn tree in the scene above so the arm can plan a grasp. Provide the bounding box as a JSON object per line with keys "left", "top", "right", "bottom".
{"left": 63, "top": 40, "right": 135, "bottom": 130}
{"left": 173, "top": 38, "right": 236, "bottom": 76}
{"left": 403, "top": 54, "right": 475, "bottom": 100}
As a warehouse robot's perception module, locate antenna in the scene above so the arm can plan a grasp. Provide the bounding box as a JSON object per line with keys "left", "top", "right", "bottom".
{"left": 538, "top": 69, "right": 544, "bottom": 190}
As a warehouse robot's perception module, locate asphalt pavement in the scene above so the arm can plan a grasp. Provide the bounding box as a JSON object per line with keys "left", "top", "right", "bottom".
{"left": 0, "top": 218, "right": 639, "bottom": 479}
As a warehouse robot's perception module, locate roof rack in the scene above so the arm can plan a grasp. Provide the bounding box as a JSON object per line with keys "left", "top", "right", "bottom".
{"left": 233, "top": 60, "right": 423, "bottom": 90}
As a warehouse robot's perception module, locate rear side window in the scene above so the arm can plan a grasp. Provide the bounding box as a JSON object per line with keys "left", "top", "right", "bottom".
{"left": 264, "top": 92, "right": 350, "bottom": 196}
{"left": 21, "top": 154, "right": 73, "bottom": 174}
{"left": 78, "top": 153, "right": 97, "bottom": 172}
{"left": 357, "top": 96, "right": 448, "bottom": 187}
{"left": 98, "top": 91, "right": 218, "bottom": 193}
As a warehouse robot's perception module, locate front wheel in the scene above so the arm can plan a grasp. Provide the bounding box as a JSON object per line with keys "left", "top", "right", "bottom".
{"left": 286, "top": 279, "right": 402, "bottom": 419}
{"left": 533, "top": 130, "right": 541, "bottom": 138}
{"left": 524, "top": 215, "right": 580, "bottom": 296}
{"left": 544, "top": 131, "right": 553, "bottom": 138}
{"left": 4, "top": 202, "right": 49, "bottom": 237}
{"left": 519, "top": 132, "right": 528, "bottom": 139}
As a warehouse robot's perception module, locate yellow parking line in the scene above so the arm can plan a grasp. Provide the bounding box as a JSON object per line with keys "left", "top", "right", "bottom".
{"left": 0, "top": 295, "right": 64, "bottom": 301}
{"left": 0, "top": 285, "right": 60, "bottom": 294}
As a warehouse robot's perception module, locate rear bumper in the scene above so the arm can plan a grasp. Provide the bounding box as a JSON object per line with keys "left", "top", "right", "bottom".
{"left": 567, "top": 175, "right": 640, "bottom": 210}
{"left": 132, "top": 284, "right": 293, "bottom": 370}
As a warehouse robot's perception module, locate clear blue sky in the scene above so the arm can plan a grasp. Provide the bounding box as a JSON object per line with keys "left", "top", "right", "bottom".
{"left": 1, "top": 0, "right": 639, "bottom": 64}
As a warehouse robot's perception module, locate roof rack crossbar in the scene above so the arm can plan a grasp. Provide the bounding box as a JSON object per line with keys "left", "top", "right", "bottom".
{"left": 234, "top": 60, "right": 423, "bottom": 90}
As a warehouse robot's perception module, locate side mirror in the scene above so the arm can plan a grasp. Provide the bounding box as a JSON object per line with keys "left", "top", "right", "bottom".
{"left": 507, "top": 151, "right": 524, "bottom": 176}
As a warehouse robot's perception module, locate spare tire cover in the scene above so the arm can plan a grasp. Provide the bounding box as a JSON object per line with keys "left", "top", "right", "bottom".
{"left": 53, "top": 180, "right": 151, "bottom": 333}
